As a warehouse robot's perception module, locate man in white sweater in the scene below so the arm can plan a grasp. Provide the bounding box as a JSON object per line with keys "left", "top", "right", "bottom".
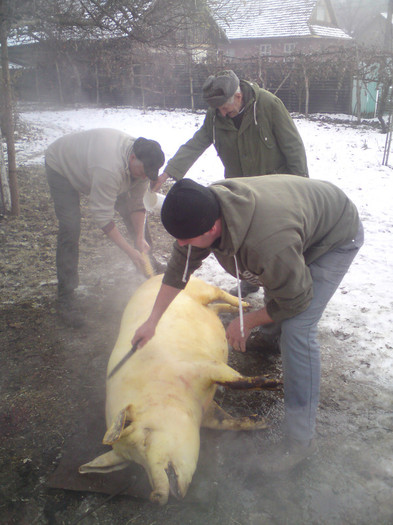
{"left": 45, "top": 128, "right": 165, "bottom": 327}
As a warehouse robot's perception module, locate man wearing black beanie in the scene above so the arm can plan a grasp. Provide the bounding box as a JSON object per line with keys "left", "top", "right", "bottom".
{"left": 133, "top": 175, "right": 363, "bottom": 475}
{"left": 160, "top": 178, "right": 220, "bottom": 239}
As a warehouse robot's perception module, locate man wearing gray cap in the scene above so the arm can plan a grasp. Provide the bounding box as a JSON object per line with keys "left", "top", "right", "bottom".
{"left": 153, "top": 70, "right": 308, "bottom": 297}
{"left": 46, "top": 128, "right": 165, "bottom": 327}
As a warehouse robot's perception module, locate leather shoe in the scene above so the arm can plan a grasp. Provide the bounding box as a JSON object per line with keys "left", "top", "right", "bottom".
{"left": 229, "top": 280, "right": 259, "bottom": 297}
{"left": 57, "top": 295, "right": 84, "bottom": 328}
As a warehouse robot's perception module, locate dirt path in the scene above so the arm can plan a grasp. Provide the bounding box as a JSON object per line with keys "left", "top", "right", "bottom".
{"left": 1, "top": 166, "right": 392, "bottom": 525}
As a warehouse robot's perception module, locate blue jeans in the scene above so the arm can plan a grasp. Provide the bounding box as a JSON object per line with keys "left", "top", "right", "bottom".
{"left": 264, "top": 222, "right": 364, "bottom": 441}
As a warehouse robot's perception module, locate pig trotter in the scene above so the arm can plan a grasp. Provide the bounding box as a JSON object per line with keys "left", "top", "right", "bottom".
{"left": 165, "top": 462, "right": 182, "bottom": 500}
{"left": 216, "top": 375, "right": 283, "bottom": 391}
{"left": 150, "top": 490, "right": 167, "bottom": 505}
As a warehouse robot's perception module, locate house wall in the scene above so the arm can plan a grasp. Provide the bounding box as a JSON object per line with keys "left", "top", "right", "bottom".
{"left": 8, "top": 35, "right": 354, "bottom": 115}
{"left": 219, "top": 36, "right": 351, "bottom": 60}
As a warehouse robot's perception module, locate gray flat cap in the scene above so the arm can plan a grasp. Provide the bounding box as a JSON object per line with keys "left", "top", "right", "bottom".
{"left": 202, "top": 70, "right": 240, "bottom": 108}
{"left": 133, "top": 137, "right": 165, "bottom": 181}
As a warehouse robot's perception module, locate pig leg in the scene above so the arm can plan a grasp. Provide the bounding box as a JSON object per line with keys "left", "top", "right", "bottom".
{"left": 212, "top": 287, "right": 251, "bottom": 308}
{"left": 185, "top": 278, "right": 249, "bottom": 309}
{"left": 207, "top": 303, "right": 246, "bottom": 315}
{"left": 202, "top": 401, "right": 268, "bottom": 430}
{"left": 79, "top": 450, "right": 130, "bottom": 474}
{"left": 203, "top": 361, "right": 282, "bottom": 391}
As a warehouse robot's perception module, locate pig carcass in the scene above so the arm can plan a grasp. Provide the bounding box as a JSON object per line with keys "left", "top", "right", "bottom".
{"left": 79, "top": 275, "right": 281, "bottom": 505}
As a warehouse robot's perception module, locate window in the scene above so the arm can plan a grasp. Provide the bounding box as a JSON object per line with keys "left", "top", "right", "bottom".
{"left": 259, "top": 44, "right": 271, "bottom": 56}
{"left": 284, "top": 43, "right": 296, "bottom": 54}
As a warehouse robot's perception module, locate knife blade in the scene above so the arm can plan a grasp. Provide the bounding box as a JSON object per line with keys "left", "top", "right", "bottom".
{"left": 107, "top": 339, "right": 142, "bottom": 379}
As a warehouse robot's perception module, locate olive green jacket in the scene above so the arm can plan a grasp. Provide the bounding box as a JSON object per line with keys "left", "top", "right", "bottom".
{"left": 164, "top": 81, "right": 308, "bottom": 179}
{"left": 162, "top": 176, "right": 359, "bottom": 322}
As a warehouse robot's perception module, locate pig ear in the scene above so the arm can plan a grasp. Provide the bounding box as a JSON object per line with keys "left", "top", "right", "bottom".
{"left": 79, "top": 450, "right": 129, "bottom": 474}
{"left": 103, "top": 404, "right": 133, "bottom": 445}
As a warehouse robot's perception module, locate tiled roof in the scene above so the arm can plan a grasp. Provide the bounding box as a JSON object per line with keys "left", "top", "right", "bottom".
{"left": 310, "top": 25, "right": 351, "bottom": 39}
{"left": 214, "top": 0, "right": 351, "bottom": 40}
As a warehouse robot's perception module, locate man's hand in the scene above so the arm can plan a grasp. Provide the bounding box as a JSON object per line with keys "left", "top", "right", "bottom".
{"left": 151, "top": 172, "right": 170, "bottom": 192}
{"left": 132, "top": 319, "right": 157, "bottom": 349}
{"left": 131, "top": 283, "right": 182, "bottom": 349}
{"left": 226, "top": 307, "right": 275, "bottom": 353}
{"left": 104, "top": 223, "right": 148, "bottom": 275}
{"left": 226, "top": 317, "right": 251, "bottom": 353}
{"left": 128, "top": 247, "right": 148, "bottom": 275}
{"left": 135, "top": 236, "right": 150, "bottom": 254}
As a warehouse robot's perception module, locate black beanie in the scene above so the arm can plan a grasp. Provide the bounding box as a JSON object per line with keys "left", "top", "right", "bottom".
{"left": 161, "top": 179, "right": 220, "bottom": 239}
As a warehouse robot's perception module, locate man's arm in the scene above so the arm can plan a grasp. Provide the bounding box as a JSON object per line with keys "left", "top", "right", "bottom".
{"left": 161, "top": 113, "right": 214, "bottom": 182}
{"left": 151, "top": 172, "right": 170, "bottom": 192}
{"left": 129, "top": 210, "right": 149, "bottom": 253}
{"left": 132, "top": 283, "right": 182, "bottom": 348}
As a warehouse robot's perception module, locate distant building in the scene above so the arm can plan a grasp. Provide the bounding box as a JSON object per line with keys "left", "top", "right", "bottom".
{"left": 214, "top": 0, "right": 351, "bottom": 60}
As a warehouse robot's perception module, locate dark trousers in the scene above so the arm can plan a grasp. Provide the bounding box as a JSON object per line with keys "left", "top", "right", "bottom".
{"left": 46, "top": 164, "right": 81, "bottom": 298}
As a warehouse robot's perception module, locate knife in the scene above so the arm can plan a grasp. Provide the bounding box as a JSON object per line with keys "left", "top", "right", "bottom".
{"left": 107, "top": 339, "right": 142, "bottom": 379}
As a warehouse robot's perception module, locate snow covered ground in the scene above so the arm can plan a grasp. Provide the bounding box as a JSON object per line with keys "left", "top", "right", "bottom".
{"left": 16, "top": 105, "right": 393, "bottom": 390}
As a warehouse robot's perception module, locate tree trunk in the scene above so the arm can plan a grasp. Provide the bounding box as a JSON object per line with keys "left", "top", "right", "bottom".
{"left": 356, "top": 78, "right": 362, "bottom": 123}
{"left": 378, "top": 0, "right": 393, "bottom": 131}
{"left": 0, "top": 129, "right": 11, "bottom": 214}
{"left": 66, "top": 52, "right": 82, "bottom": 103}
{"left": 55, "top": 60, "right": 64, "bottom": 105}
{"left": 189, "top": 60, "right": 195, "bottom": 113}
{"left": 0, "top": 0, "right": 19, "bottom": 216}
{"left": 34, "top": 68, "right": 41, "bottom": 102}
{"left": 94, "top": 63, "right": 100, "bottom": 105}
{"left": 303, "top": 65, "right": 309, "bottom": 117}
{"left": 377, "top": 83, "right": 389, "bottom": 133}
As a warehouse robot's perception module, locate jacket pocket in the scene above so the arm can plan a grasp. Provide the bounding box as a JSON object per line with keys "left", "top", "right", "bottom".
{"left": 258, "top": 123, "right": 275, "bottom": 150}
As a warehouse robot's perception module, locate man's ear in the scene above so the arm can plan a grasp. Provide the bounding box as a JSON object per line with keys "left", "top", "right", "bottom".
{"left": 234, "top": 91, "right": 242, "bottom": 102}
{"left": 210, "top": 218, "right": 221, "bottom": 237}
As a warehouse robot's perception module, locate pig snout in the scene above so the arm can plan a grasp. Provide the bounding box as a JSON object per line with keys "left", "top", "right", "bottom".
{"left": 148, "top": 460, "right": 189, "bottom": 505}
{"left": 143, "top": 430, "right": 196, "bottom": 505}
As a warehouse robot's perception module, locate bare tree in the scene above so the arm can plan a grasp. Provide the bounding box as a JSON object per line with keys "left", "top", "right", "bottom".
{"left": 1, "top": 0, "right": 225, "bottom": 213}
{"left": 332, "top": 0, "right": 387, "bottom": 37}
{"left": 0, "top": 0, "right": 19, "bottom": 215}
